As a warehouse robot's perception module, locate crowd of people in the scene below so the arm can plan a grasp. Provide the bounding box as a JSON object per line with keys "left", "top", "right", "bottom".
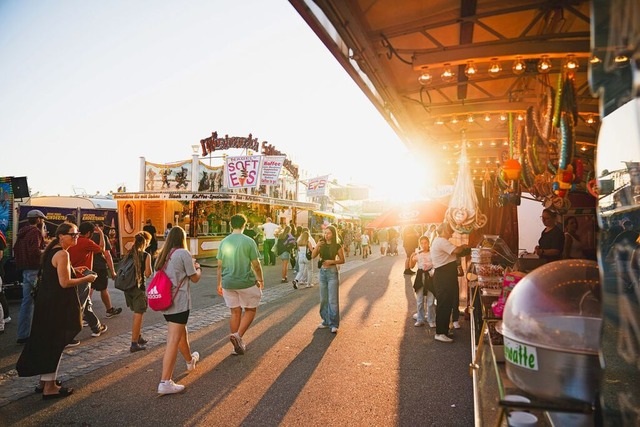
{"left": 14, "top": 207, "right": 604, "bottom": 392}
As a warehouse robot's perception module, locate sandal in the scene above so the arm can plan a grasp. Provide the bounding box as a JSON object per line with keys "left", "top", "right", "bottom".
{"left": 42, "top": 386, "right": 74, "bottom": 400}
{"left": 35, "top": 380, "right": 62, "bottom": 394}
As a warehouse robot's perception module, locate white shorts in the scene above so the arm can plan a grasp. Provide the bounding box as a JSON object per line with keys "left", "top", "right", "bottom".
{"left": 223, "top": 285, "right": 262, "bottom": 309}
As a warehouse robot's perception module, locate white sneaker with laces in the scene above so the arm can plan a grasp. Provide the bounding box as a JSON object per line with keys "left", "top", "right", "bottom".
{"left": 317, "top": 323, "right": 329, "bottom": 329}
{"left": 428, "top": 322, "right": 436, "bottom": 328}
{"left": 414, "top": 321, "right": 425, "bottom": 327}
{"left": 186, "top": 351, "right": 200, "bottom": 372}
{"left": 330, "top": 327, "right": 338, "bottom": 333}
{"left": 435, "top": 334, "right": 453, "bottom": 343}
{"left": 412, "top": 313, "right": 418, "bottom": 320}
{"left": 157, "top": 380, "right": 185, "bottom": 395}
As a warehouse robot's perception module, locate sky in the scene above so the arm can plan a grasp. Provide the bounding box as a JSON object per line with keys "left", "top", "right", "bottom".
{"left": 0, "top": 0, "right": 429, "bottom": 202}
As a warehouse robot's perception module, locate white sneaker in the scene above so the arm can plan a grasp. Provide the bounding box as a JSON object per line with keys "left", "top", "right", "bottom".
{"left": 453, "top": 321, "right": 461, "bottom": 329}
{"left": 412, "top": 313, "right": 418, "bottom": 320}
{"left": 330, "top": 327, "right": 338, "bottom": 333}
{"left": 230, "top": 333, "right": 245, "bottom": 355}
{"left": 157, "top": 379, "right": 185, "bottom": 395}
{"left": 305, "top": 283, "right": 314, "bottom": 288}
{"left": 186, "top": 351, "right": 200, "bottom": 372}
{"left": 3, "top": 317, "right": 11, "bottom": 324}
{"left": 435, "top": 334, "right": 453, "bottom": 343}
{"left": 428, "top": 322, "right": 436, "bottom": 328}
{"left": 317, "top": 323, "right": 329, "bottom": 329}
{"left": 414, "top": 321, "right": 425, "bottom": 327}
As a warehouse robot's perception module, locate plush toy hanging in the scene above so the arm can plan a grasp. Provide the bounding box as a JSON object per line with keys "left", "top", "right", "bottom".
{"left": 445, "top": 141, "right": 487, "bottom": 234}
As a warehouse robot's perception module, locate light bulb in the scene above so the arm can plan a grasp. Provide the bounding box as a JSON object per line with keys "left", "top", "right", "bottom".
{"left": 538, "top": 55, "right": 552, "bottom": 73}
{"left": 484, "top": 113, "right": 491, "bottom": 122}
{"left": 564, "top": 54, "right": 579, "bottom": 70}
{"left": 512, "top": 56, "right": 526, "bottom": 75}
{"left": 464, "top": 61, "right": 478, "bottom": 77}
{"left": 488, "top": 58, "right": 501, "bottom": 77}
{"left": 586, "top": 114, "right": 596, "bottom": 124}
{"left": 441, "top": 63, "right": 455, "bottom": 82}
{"left": 418, "top": 69, "right": 432, "bottom": 85}
{"left": 451, "top": 116, "right": 459, "bottom": 124}
{"left": 435, "top": 117, "right": 444, "bottom": 125}
{"left": 499, "top": 113, "right": 507, "bottom": 121}
{"left": 467, "top": 114, "right": 475, "bottom": 123}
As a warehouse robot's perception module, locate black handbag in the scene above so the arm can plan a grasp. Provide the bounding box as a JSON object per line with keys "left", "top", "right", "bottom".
{"left": 306, "top": 246, "right": 312, "bottom": 260}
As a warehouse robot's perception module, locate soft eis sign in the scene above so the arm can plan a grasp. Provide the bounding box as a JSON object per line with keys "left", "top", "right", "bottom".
{"left": 225, "top": 155, "right": 263, "bottom": 189}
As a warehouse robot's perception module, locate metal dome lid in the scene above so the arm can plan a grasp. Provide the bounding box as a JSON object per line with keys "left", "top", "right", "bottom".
{"left": 501, "top": 260, "right": 601, "bottom": 354}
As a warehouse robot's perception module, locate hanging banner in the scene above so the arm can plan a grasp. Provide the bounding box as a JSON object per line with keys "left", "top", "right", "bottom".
{"left": 145, "top": 160, "right": 192, "bottom": 192}
{"left": 306, "top": 175, "right": 329, "bottom": 197}
{"left": 224, "top": 155, "right": 263, "bottom": 189}
{"left": 260, "top": 155, "right": 286, "bottom": 186}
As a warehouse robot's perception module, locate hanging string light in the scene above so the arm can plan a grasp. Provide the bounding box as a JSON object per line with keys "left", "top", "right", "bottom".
{"left": 418, "top": 68, "right": 433, "bottom": 85}
{"left": 537, "top": 55, "right": 552, "bottom": 73}
{"left": 488, "top": 58, "right": 502, "bottom": 77}
{"left": 441, "top": 63, "right": 455, "bottom": 82}
{"left": 563, "top": 54, "right": 579, "bottom": 70}
{"left": 464, "top": 61, "right": 478, "bottom": 77}
{"left": 512, "top": 56, "right": 526, "bottom": 75}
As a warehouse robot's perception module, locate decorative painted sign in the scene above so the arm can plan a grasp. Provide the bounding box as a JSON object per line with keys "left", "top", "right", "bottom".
{"left": 306, "top": 175, "right": 329, "bottom": 197}
{"left": 200, "top": 131, "right": 260, "bottom": 156}
{"left": 224, "top": 155, "right": 262, "bottom": 189}
{"left": 260, "top": 156, "right": 286, "bottom": 186}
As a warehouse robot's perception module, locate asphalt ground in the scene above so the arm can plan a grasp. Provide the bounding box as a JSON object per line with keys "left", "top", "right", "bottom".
{"left": 0, "top": 248, "right": 474, "bottom": 427}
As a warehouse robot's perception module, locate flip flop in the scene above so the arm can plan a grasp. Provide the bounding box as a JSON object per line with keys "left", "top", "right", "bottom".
{"left": 42, "top": 387, "right": 73, "bottom": 400}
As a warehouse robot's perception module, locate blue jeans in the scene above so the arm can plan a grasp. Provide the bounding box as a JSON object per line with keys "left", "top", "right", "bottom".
{"left": 319, "top": 266, "right": 340, "bottom": 328}
{"left": 416, "top": 288, "right": 435, "bottom": 324}
{"left": 18, "top": 269, "right": 38, "bottom": 340}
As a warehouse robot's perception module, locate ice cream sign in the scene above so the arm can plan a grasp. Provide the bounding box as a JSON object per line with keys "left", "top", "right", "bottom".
{"left": 225, "top": 155, "right": 263, "bottom": 189}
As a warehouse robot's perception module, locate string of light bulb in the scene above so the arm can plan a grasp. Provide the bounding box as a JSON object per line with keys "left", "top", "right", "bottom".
{"left": 417, "top": 54, "right": 587, "bottom": 85}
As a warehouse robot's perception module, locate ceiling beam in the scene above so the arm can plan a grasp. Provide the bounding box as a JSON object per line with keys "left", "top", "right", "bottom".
{"left": 457, "top": 0, "right": 477, "bottom": 101}
{"left": 418, "top": 101, "right": 600, "bottom": 116}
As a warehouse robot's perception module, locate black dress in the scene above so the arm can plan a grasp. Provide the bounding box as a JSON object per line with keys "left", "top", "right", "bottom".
{"left": 16, "top": 247, "right": 82, "bottom": 377}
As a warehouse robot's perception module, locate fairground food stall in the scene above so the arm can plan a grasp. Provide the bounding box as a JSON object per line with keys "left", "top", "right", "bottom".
{"left": 114, "top": 137, "right": 318, "bottom": 257}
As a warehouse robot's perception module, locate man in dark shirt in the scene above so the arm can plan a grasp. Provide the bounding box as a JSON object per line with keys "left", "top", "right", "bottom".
{"left": 143, "top": 219, "right": 158, "bottom": 264}
{"left": 90, "top": 221, "right": 122, "bottom": 318}
{"left": 14, "top": 209, "right": 46, "bottom": 344}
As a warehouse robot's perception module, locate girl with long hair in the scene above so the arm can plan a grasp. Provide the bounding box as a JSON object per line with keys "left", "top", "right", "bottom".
{"left": 312, "top": 225, "right": 345, "bottom": 333}
{"left": 16, "top": 223, "right": 97, "bottom": 399}
{"left": 293, "top": 229, "right": 315, "bottom": 289}
{"left": 124, "top": 231, "right": 153, "bottom": 352}
{"left": 154, "top": 226, "right": 202, "bottom": 395}
{"left": 276, "top": 225, "right": 296, "bottom": 283}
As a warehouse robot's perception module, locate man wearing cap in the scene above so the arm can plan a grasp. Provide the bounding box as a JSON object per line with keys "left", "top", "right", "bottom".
{"left": 13, "top": 209, "right": 47, "bottom": 344}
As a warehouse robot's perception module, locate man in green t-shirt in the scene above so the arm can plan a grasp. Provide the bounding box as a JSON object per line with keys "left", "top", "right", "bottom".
{"left": 217, "top": 214, "right": 264, "bottom": 355}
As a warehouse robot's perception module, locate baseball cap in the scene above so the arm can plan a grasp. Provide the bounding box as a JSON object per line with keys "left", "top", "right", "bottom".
{"left": 27, "top": 209, "right": 46, "bottom": 219}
